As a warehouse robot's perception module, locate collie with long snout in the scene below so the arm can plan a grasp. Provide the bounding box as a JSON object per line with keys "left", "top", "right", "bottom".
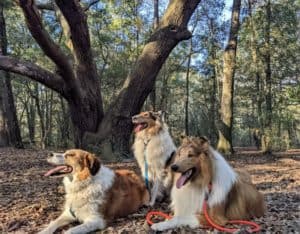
{"left": 132, "top": 111, "right": 176, "bottom": 206}
{"left": 38, "top": 149, "right": 149, "bottom": 234}
{"left": 151, "top": 136, "right": 265, "bottom": 231}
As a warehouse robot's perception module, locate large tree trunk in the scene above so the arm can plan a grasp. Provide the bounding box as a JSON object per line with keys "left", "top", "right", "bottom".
{"left": 86, "top": 0, "right": 201, "bottom": 158}
{"left": 217, "top": 0, "right": 241, "bottom": 154}
{"left": 0, "top": 0, "right": 200, "bottom": 157}
{"left": 0, "top": 3, "right": 23, "bottom": 148}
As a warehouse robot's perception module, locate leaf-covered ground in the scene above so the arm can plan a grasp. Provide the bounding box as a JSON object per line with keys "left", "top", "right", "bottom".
{"left": 0, "top": 147, "right": 299, "bottom": 234}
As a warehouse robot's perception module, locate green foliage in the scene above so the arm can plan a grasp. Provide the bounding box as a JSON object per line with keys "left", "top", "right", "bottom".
{"left": 2, "top": 0, "right": 299, "bottom": 149}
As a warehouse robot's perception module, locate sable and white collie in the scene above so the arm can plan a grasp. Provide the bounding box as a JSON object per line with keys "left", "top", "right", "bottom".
{"left": 38, "top": 149, "right": 149, "bottom": 234}
{"left": 151, "top": 136, "right": 265, "bottom": 231}
{"left": 132, "top": 111, "right": 176, "bottom": 206}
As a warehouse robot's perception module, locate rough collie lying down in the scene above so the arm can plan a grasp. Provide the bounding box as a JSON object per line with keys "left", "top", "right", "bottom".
{"left": 38, "top": 149, "right": 149, "bottom": 234}
{"left": 151, "top": 136, "right": 265, "bottom": 231}
{"left": 132, "top": 111, "right": 176, "bottom": 206}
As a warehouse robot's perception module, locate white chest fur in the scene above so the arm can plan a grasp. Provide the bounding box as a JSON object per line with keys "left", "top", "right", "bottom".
{"left": 133, "top": 128, "right": 176, "bottom": 180}
{"left": 171, "top": 183, "right": 205, "bottom": 216}
{"left": 63, "top": 166, "right": 115, "bottom": 222}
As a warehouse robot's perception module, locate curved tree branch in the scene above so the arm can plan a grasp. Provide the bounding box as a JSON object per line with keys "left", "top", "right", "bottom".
{"left": 54, "top": 0, "right": 95, "bottom": 69}
{"left": 0, "top": 55, "right": 66, "bottom": 96}
{"left": 18, "top": 0, "right": 74, "bottom": 81}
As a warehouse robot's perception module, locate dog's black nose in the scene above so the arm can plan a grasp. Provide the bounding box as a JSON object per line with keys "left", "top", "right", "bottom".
{"left": 132, "top": 116, "right": 137, "bottom": 121}
{"left": 171, "top": 164, "right": 179, "bottom": 172}
{"left": 49, "top": 152, "right": 54, "bottom": 157}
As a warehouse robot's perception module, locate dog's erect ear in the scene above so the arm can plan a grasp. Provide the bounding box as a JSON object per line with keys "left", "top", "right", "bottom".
{"left": 181, "top": 135, "right": 190, "bottom": 145}
{"left": 151, "top": 110, "right": 164, "bottom": 120}
{"left": 85, "top": 153, "right": 101, "bottom": 176}
{"left": 194, "top": 136, "right": 210, "bottom": 152}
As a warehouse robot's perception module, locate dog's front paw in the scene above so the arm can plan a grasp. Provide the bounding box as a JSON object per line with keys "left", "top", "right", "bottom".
{"left": 151, "top": 222, "right": 168, "bottom": 231}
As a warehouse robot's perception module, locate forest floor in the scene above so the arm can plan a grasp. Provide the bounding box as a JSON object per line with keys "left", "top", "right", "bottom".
{"left": 0, "top": 147, "right": 299, "bottom": 234}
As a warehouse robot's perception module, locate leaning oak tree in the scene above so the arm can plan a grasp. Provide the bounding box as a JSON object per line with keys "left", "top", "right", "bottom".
{"left": 217, "top": 0, "right": 241, "bottom": 154}
{"left": 0, "top": 0, "right": 200, "bottom": 157}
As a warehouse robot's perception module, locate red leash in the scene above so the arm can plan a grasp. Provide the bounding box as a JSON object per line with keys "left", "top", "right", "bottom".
{"left": 202, "top": 199, "right": 261, "bottom": 233}
{"left": 146, "top": 211, "right": 172, "bottom": 225}
{"left": 146, "top": 185, "right": 261, "bottom": 233}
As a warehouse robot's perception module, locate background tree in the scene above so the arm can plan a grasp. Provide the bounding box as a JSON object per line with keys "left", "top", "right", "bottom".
{"left": 217, "top": 0, "right": 241, "bottom": 154}
{"left": 0, "top": 1, "right": 23, "bottom": 148}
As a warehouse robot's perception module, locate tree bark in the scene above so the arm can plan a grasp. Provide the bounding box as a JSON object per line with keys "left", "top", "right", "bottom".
{"left": 18, "top": 0, "right": 103, "bottom": 147}
{"left": 248, "top": 0, "right": 264, "bottom": 151}
{"left": 24, "top": 97, "right": 35, "bottom": 144}
{"left": 185, "top": 39, "right": 192, "bottom": 136}
{"left": 217, "top": 0, "right": 241, "bottom": 154}
{"left": 0, "top": 3, "right": 23, "bottom": 148}
{"left": 149, "top": 0, "right": 160, "bottom": 111}
{"left": 86, "top": 0, "right": 201, "bottom": 158}
{"left": 0, "top": 75, "right": 8, "bottom": 147}
{"left": 0, "top": 0, "right": 200, "bottom": 157}
{"left": 261, "top": 0, "right": 272, "bottom": 154}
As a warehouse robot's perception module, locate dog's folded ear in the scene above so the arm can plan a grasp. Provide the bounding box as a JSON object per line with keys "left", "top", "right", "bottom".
{"left": 85, "top": 153, "right": 101, "bottom": 176}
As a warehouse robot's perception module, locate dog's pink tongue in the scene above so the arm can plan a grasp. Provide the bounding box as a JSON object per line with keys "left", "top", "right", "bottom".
{"left": 176, "top": 174, "right": 189, "bottom": 189}
{"left": 134, "top": 124, "right": 143, "bottom": 133}
{"left": 44, "top": 165, "right": 68, "bottom": 177}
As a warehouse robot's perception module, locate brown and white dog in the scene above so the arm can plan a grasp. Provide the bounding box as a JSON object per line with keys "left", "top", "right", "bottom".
{"left": 38, "top": 149, "right": 149, "bottom": 234}
{"left": 151, "top": 136, "right": 265, "bottom": 231}
{"left": 132, "top": 111, "right": 176, "bottom": 206}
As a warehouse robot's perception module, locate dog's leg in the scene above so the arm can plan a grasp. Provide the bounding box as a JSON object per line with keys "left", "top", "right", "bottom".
{"left": 151, "top": 215, "right": 199, "bottom": 231}
{"left": 64, "top": 217, "right": 105, "bottom": 234}
{"left": 38, "top": 211, "right": 75, "bottom": 234}
{"left": 149, "top": 180, "right": 160, "bottom": 206}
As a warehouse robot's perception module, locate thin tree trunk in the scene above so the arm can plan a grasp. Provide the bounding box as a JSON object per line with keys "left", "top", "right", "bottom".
{"left": 217, "top": 0, "right": 241, "bottom": 154}
{"left": 248, "top": 0, "right": 264, "bottom": 150}
{"left": 185, "top": 39, "right": 192, "bottom": 136}
{"left": 149, "top": 0, "right": 160, "bottom": 111}
{"left": 208, "top": 18, "right": 218, "bottom": 145}
{"left": 0, "top": 3, "right": 23, "bottom": 148}
{"left": 262, "top": 0, "right": 272, "bottom": 153}
{"left": 25, "top": 97, "right": 36, "bottom": 144}
{"left": 59, "top": 96, "right": 70, "bottom": 148}
{"left": 209, "top": 49, "right": 218, "bottom": 145}
{"left": 158, "top": 64, "right": 169, "bottom": 112}
{"left": 0, "top": 75, "right": 8, "bottom": 147}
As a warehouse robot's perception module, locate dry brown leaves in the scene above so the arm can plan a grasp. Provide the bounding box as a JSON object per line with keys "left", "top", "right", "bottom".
{"left": 0, "top": 147, "right": 299, "bottom": 233}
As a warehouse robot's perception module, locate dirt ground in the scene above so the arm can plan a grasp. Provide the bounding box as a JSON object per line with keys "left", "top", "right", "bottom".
{"left": 0, "top": 147, "right": 299, "bottom": 234}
